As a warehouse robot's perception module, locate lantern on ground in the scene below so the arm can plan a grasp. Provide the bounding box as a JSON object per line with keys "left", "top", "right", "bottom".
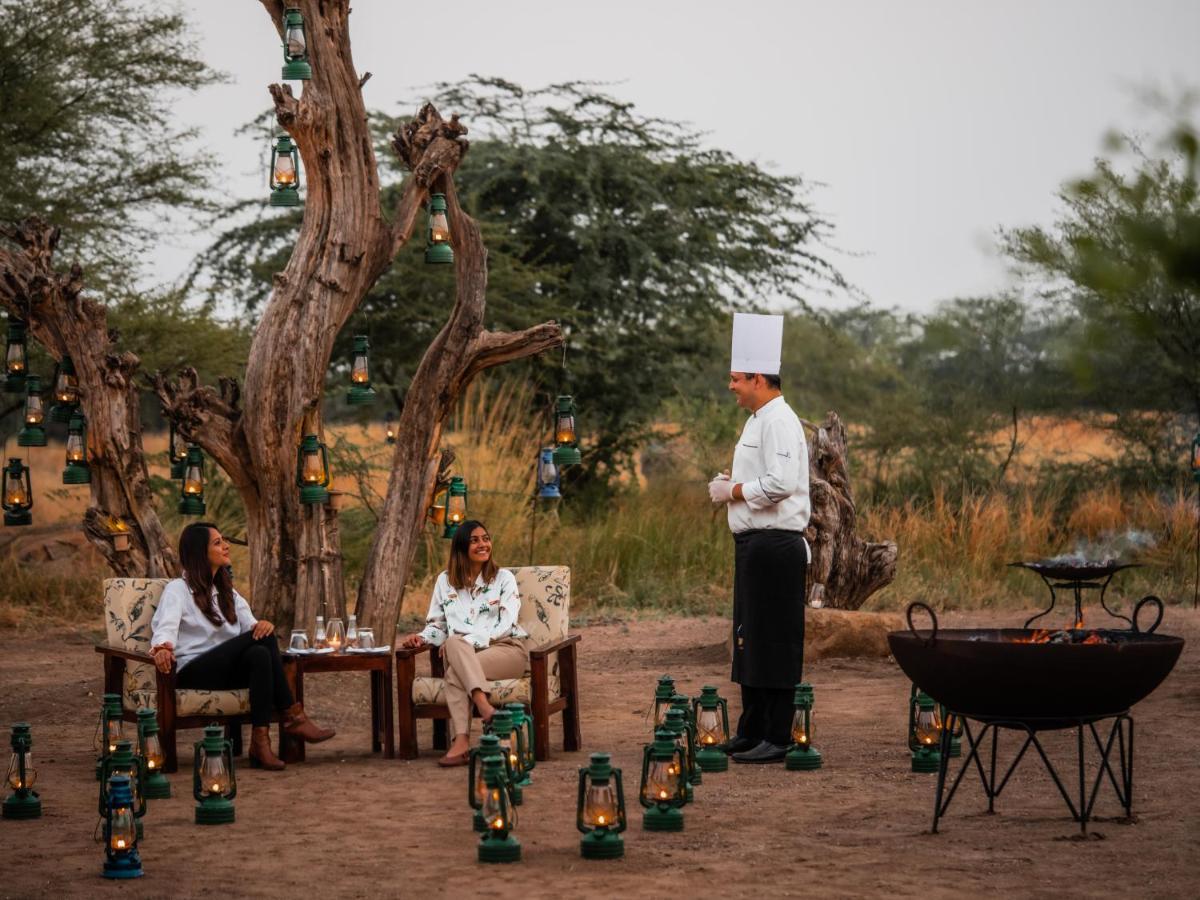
{"left": 536, "top": 448, "right": 561, "bottom": 499}
{"left": 101, "top": 774, "right": 143, "bottom": 880}
{"left": 692, "top": 685, "right": 730, "bottom": 772}
{"left": 63, "top": 411, "right": 91, "bottom": 485}
{"left": 346, "top": 335, "right": 376, "bottom": 406}
{"left": 280, "top": 7, "right": 311, "bottom": 80}
{"left": 485, "top": 710, "right": 525, "bottom": 803}
{"left": 94, "top": 693, "right": 123, "bottom": 781}
{"left": 909, "top": 688, "right": 941, "bottom": 773}
{"left": 297, "top": 434, "right": 331, "bottom": 505}
{"left": 505, "top": 703, "right": 536, "bottom": 781}
{"left": 136, "top": 709, "right": 170, "bottom": 800}
{"left": 552, "top": 395, "right": 582, "bottom": 466}
{"left": 17, "top": 375, "right": 46, "bottom": 447}
{"left": 639, "top": 728, "right": 686, "bottom": 831}
{"left": 4, "top": 316, "right": 27, "bottom": 394}
{"left": 178, "top": 445, "right": 206, "bottom": 515}
{"left": 468, "top": 733, "right": 506, "bottom": 832}
{"left": 478, "top": 755, "right": 520, "bottom": 863}
{"left": 3, "top": 723, "right": 40, "bottom": 820}
{"left": 670, "top": 694, "right": 701, "bottom": 786}
{"left": 650, "top": 674, "right": 676, "bottom": 729}
{"left": 785, "top": 682, "right": 823, "bottom": 771}
{"left": 99, "top": 740, "right": 145, "bottom": 840}
{"left": 49, "top": 355, "right": 80, "bottom": 423}
{"left": 269, "top": 135, "right": 301, "bottom": 207}
{"left": 577, "top": 752, "right": 627, "bottom": 859}
{"left": 2, "top": 458, "right": 33, "bottom": 527}
{"left": 664, "top": 707, "right": 696, "bottom": 802}
{"left": 384, "top": 412, "right": 396, "bottom": 445}
{"left": 424, "top": 193, "right": 453, "bottom": 264}
{"left": 443, "top": 475, "right": 467, "bottom": 538}
{"left": 168, "top": 422, "right": 189, "bottom": 479}
{"left": 193, "top": 724, "right": 236, "bottom": 824}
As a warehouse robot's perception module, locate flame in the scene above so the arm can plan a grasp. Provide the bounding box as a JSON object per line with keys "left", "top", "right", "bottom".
{"left": 1013, "top": 629, "right": 1054, "bottom": 644}
{"left": 106, "top": 516, "right": 129, "bottom": 534}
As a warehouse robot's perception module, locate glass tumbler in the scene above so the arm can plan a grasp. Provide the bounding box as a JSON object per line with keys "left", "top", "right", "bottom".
{"left": 288, "top": 629, "right": 309, "bottom": 652}
{"left": 356, "top": 628, "right": 375, "bottom": 650}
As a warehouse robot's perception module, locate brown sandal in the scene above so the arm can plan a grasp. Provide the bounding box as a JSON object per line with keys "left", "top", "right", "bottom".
{"left": 437, "top": 751, "right": 471, "bottom": 768}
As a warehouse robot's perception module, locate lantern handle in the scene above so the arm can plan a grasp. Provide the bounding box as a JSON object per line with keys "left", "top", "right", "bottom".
{"left": 1131, "top": 595, "right": 1163, "bottom": 634}
{"left": 905, "top": 601, "right": 938, "bottom": 644}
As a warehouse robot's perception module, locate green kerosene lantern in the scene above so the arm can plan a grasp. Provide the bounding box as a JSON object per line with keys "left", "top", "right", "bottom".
{"left": 577, "top": 752, "right": 627, "bottom": 859}
{"left": 670, "top": 694, "right": 701, "bottom": 786}
{"left": 269, "top": 135, "right": 301, "bottom": 207}
{"left": 178, "top": 445, "right": 206, "bottom": 515}
{"left": 280, "top": 7, "right": 312, "bottom": 80}
{"left": 48, "top": 355, "right": 79, "bottom": 423}
{"left": 2, "top": 458, "right": 33, "bottom": 527}
{"left": 424, "top": 193, "right": 453, "bottom": 264}
{"left": 909, "top": 687, "right": 942, "bottom": 773}
{"left": 193, "top": 724, "right": 236, "bottom": 824}
{"left": 505, "top": 703, "right": 536, "bottom": 782}
{"left": 94, "top": 693, "right": 123, "bottom": 781}
{"left": 692, "top": 685, "right": 731, "bottom": 772}
{"left": 639, "top": 728, "right": 687, "bottom": 832}
{"left": 478, "top": 755, "right": 520, "bottom": 863}
{"left": 443, "top": 475, "right": 467, "bottom": 538}
{"left": 17, "top": 375, "right": 46, "bottom": 447}
{"left": 650, "top": 674, "right": 676, "bottom": 729}
{"left": 664, "top": 707, "right": 696, "bottom": 802}
{"left": 63, "top": 411, "right": 91, "bottom": 485}
{"left": 136, "top": 709, "right": 170, "bottom": 800}
{"left": 99, "top": 740, "right": 145, "bottom": 840}
{"left": 3, "top": 723, "right": 40, "bottom": 820}
{"left": 468, "top": 733, "right": 506, "bottom": 832}
{"left": 485, "top": 709, "right": 525, "bottom": 804}
{"left": 4, "top": 316, "right": 27, "bottom": 394}
{"left": 297, "top": 434, "right": 331, "bottom": 505}
{"left": 552, "top": 395, "right": 582, "bottom": 466}
{"left": 785, "top": 682, "right": 823, "bottom": 771}
{"left": 347, "top": 335, "right": 376, "bottom": 406}
{"left": 101, "top": 774, "right": 143, "bottom": 880}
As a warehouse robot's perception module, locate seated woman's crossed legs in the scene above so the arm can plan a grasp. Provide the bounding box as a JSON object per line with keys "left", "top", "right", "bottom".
{"left": 439, "top": 634, "right": 529, "bottom": 763}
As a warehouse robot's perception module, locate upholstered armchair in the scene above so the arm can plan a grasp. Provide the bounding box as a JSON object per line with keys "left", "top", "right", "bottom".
{"left": 394, "top": 565, "right": 581, "bottom": 761}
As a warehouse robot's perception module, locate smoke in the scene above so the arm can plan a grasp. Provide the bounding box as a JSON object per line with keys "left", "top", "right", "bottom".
{"left": 1045, "top": 529, "right": 1157, "bottom": 565}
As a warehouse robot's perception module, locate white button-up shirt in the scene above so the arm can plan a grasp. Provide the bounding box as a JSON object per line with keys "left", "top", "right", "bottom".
{"left": 727, "top": 395, "right": 811, "bottom": 535}
{"left": 150, "top": 577, "right": 257, "bottom": 672}
{"left": 419, "top": 568, "right": 529, "bottom": 649}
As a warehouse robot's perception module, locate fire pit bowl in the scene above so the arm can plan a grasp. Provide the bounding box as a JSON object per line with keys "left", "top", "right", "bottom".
{"left": 888, "top": 599, "right": 1184, "bottom": 730}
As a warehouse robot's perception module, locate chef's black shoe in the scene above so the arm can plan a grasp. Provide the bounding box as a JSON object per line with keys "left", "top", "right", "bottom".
{"left": 731, "top": 740, "right": 789, "bottom": 763}
{"left": 722, "top": 735, "right": 758, "bottom": 755}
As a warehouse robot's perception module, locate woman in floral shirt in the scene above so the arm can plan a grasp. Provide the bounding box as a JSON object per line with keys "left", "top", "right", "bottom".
{"left": 400, "top": 520, "right": 530, "bottom": 766}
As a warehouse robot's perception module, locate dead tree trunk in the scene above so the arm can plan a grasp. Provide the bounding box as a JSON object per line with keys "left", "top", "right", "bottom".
{"left": 805, "top": 411, "right": 897, "bottom": 609}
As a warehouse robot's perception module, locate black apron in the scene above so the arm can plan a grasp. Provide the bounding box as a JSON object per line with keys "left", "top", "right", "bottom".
{"left": 731, "top": 529, "right": 807, "bottom": 689}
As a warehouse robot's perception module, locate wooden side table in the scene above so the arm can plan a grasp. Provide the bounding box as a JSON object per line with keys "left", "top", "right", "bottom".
{"left": 280, "top": 651, "right": 395, "bottom": 762}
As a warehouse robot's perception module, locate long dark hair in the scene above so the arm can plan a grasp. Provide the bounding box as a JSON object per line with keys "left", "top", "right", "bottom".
{"left": 178, "top": 522, "right": 236, "bottom": 627}
{"left": 447, "top": 519, "right": 498, "bottom": 590}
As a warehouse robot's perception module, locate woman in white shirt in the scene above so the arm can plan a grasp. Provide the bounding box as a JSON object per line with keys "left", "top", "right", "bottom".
{"left": 150, "top": 522, "right": 335, "bottom": 770}
{"left": 400, "top": 520, "right": 530, "bottom": 767}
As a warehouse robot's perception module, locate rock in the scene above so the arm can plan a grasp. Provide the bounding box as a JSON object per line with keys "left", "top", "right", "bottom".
{"left": 805, "top": 608, "right": 903, "bottom": 660}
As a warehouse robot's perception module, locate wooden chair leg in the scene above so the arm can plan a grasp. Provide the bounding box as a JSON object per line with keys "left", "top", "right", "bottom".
{"left": 432, "top": 718, "right": 448, "bottom": 751}
{"left": 370, "top": 670, "right": 382, "bottom": 754}
{"left": 156, "top": 670, "right": 179, "bottom": 774}
{"left": 228, "top": 719, "right": 244, "bottom": 757}
{"left": 382, "top": 663, "right": 395, "bottom": 759}
{"left": 530, "top": 656, "right": 551, "bottom": 762}
{"left": 395, "top": 653, "right": 419, "bottom": 760}
{"left": 559, "top": 643, "right": 582, "bottom": 753}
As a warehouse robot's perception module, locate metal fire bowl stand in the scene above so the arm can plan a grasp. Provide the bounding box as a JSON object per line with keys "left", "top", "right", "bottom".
{"left": 1009, "top": 561, "right": 1142, "bottom": 629}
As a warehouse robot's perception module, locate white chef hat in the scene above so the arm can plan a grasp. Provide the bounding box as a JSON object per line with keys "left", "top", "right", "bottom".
{"left": 730, "top": 313, "right": 783, "bottom": 375}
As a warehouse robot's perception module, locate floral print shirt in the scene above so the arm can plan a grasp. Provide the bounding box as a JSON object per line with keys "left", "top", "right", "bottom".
{"left": 419, "top": 568, "right": 528, "bottom": 649}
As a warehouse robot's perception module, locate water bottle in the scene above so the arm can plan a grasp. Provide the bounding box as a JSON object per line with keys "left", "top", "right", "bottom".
{"left": 314, "top": 614, "right": 327, "bottom": 649}
{"left": 346, "top": 615, "right": 358, "bottom": 648}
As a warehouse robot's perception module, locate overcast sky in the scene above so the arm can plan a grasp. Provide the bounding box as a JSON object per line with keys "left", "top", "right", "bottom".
{"left": 160, "top": 0, "right": 1200, "bottom": 313}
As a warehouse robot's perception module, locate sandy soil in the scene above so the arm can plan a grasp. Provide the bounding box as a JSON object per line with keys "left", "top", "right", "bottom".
{"left": 1, "top": 607, "right": 1198, "bottom": 899}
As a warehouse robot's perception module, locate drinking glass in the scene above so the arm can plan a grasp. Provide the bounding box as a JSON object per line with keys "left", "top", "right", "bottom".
{"left": 809, "top": 584, "right": 825, "bottom": 609}
{"left": 288, "top": 629, "right": 309, "bottom": 652}
{"left": 357, "top": 628, "right": 375, "bottom": 650}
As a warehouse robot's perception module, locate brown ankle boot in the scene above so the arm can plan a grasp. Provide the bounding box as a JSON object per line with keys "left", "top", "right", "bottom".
{"left": 283, "top": 703, "right": 336, "bottom": 743}
{"left": 248, "top": 726, "right": 285, "bottom": 770}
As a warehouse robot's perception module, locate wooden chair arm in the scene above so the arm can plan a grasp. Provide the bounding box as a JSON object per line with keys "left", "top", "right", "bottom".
{"left": 394, "top": 643, "right": 432, "bottom": 661}
{"left": 94, "top": 644, "right": 156, "bottom": 665}
{"left": 529, "top": 633, "right": 581, "bottom": 660}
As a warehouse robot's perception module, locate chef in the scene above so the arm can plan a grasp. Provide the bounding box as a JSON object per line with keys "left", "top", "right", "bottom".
{"left": 708, "top": 313, "right": 811, "bottom": 763}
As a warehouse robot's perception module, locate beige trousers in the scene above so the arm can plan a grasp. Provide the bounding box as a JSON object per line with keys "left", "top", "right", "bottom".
{"left": 440, "top": 635, "right": 530, "bottom": 737}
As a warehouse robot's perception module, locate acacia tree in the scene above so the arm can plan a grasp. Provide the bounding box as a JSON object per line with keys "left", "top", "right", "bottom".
{"left": 0, "top": 0, "right": 561, "bottom": 645}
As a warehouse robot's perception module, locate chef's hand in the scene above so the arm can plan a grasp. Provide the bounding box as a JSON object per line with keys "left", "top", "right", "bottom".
{"left": 252, "top": 620, "right": 275, "bottom": 640}
{"left": 708, "top": 472, "right": 735, "bottom": 504}
{"left": 150, "top": 642, "right": 175, "bottom": 674}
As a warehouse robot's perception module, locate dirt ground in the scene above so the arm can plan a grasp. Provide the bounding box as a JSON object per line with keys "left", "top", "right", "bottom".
{"left": 1, "top": 607, "right": 1198, "bottom": 900}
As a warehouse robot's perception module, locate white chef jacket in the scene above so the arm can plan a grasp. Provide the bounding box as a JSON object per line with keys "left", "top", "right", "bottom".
{"left": 150, "top": 577, "right": 257, "bottom": 671}
{"left": 727, "top": 395, "right": 812, "bottom": 537}
{"left": 419, "top": 568, "right": 529, "bottom": 649}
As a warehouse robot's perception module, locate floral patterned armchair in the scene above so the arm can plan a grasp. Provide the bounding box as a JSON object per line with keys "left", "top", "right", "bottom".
{"left": 395, "top": 565, "right": 581, "bottom": 761}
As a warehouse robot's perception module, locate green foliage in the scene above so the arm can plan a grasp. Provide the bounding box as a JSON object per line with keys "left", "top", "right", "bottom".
{"left": 0, "top": 0, "right": 222, "bottom": 288}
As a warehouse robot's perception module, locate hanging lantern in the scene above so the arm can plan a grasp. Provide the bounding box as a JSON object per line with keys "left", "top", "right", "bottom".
{"left": 785, "top": 682, "right": 823, "bottom": 771}
{"left": 106, "top": 516, "right": 132, "bottom": 553}
{"left": 168, "top": 422, "right": 189, "bottom": 479}
{"left": 468, "top": 733, "right": 506, "bottom": 833}
{"left": 296, "top": 434, "right": 331, "bottom": 505}
{"left": 505, "top": 703, "right": 536, "bottom": 782}
{"left": 552, "top": 395, "right": 582, "bottom": 466}
{"left": 178, "top": 445, "right": 206, "bottom": 515}
{"left": 48, "top": 355, "right": 80, "bottom": 423}
{"left": 94, "top": 693, "right": 123, "bottom": 781}
{"left": 62, "top": 411, "right": 91, "bottom": 485}
{"left": 477, "top": 755, "right": 520, "bottom": 863}
{"left": 193, "top": 724, "right": 236, "bottom": 824}
{"left": 576, "top": 752, "right": 627, "bottom": 859}
{"left": 280, "top": 8, "right": 312, "bottom": 81}
{"left": 664, "top": 707, "right": 696, "bottom": 802}
{"left": 2, "top": 458, "right": 33, "bottom": 527}
{"left": 428, "top": 485, "right": 447, "bottom": 525}
{"left": 692, "top": 685, "right": 730, "bottom": 773}
{"left": 101, "top": 774, "right": 143, "bottom": 880}
{"left": 384, "top": 412, "right": 396, "bottom": 445}
{"left": 649, "top": 674, "right": 676, "bottom": 729}
{"left": 347, "top": 335, "right": 376, "bottom": 406}
{"left": 98, "top": 740, "right": 145, "bottom": 841}
{"left": 3, "top": 723, "right": 40, "bottom": 820}
{"left": 536, "top": 448, "right": 561, "bottom": 499}
{"left": 909, "top": 687, "right": 942, "bottom": 773}
{"left": 443, "top": 475, "right": 467, "bottom": 538}
{"left": 485, "top": 709, "right": 525, "bottom": 804}
{"left": 17, "top": 375, "right": 46, "bottom": 447}
{"left": 268, "top": 134, "right": 301, "bottom": 207}
{"left": 135, "top": 709, "right": 170, "bottom": 800}
{"left": 638, "top": 728, "right": 686, "bottom": 832}
{"left": 424, "top": 193, "right": 453, "bottom": 264}
{"left": 3, "top": 316, "right": 27, "bottom": 394}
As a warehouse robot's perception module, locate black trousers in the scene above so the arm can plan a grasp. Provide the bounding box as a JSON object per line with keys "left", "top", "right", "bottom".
{"left": 176, "top": 631, "right": 294, "bottom": 727}
{"left": 736, "top": 684, "right": 794, "bottom": 747}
